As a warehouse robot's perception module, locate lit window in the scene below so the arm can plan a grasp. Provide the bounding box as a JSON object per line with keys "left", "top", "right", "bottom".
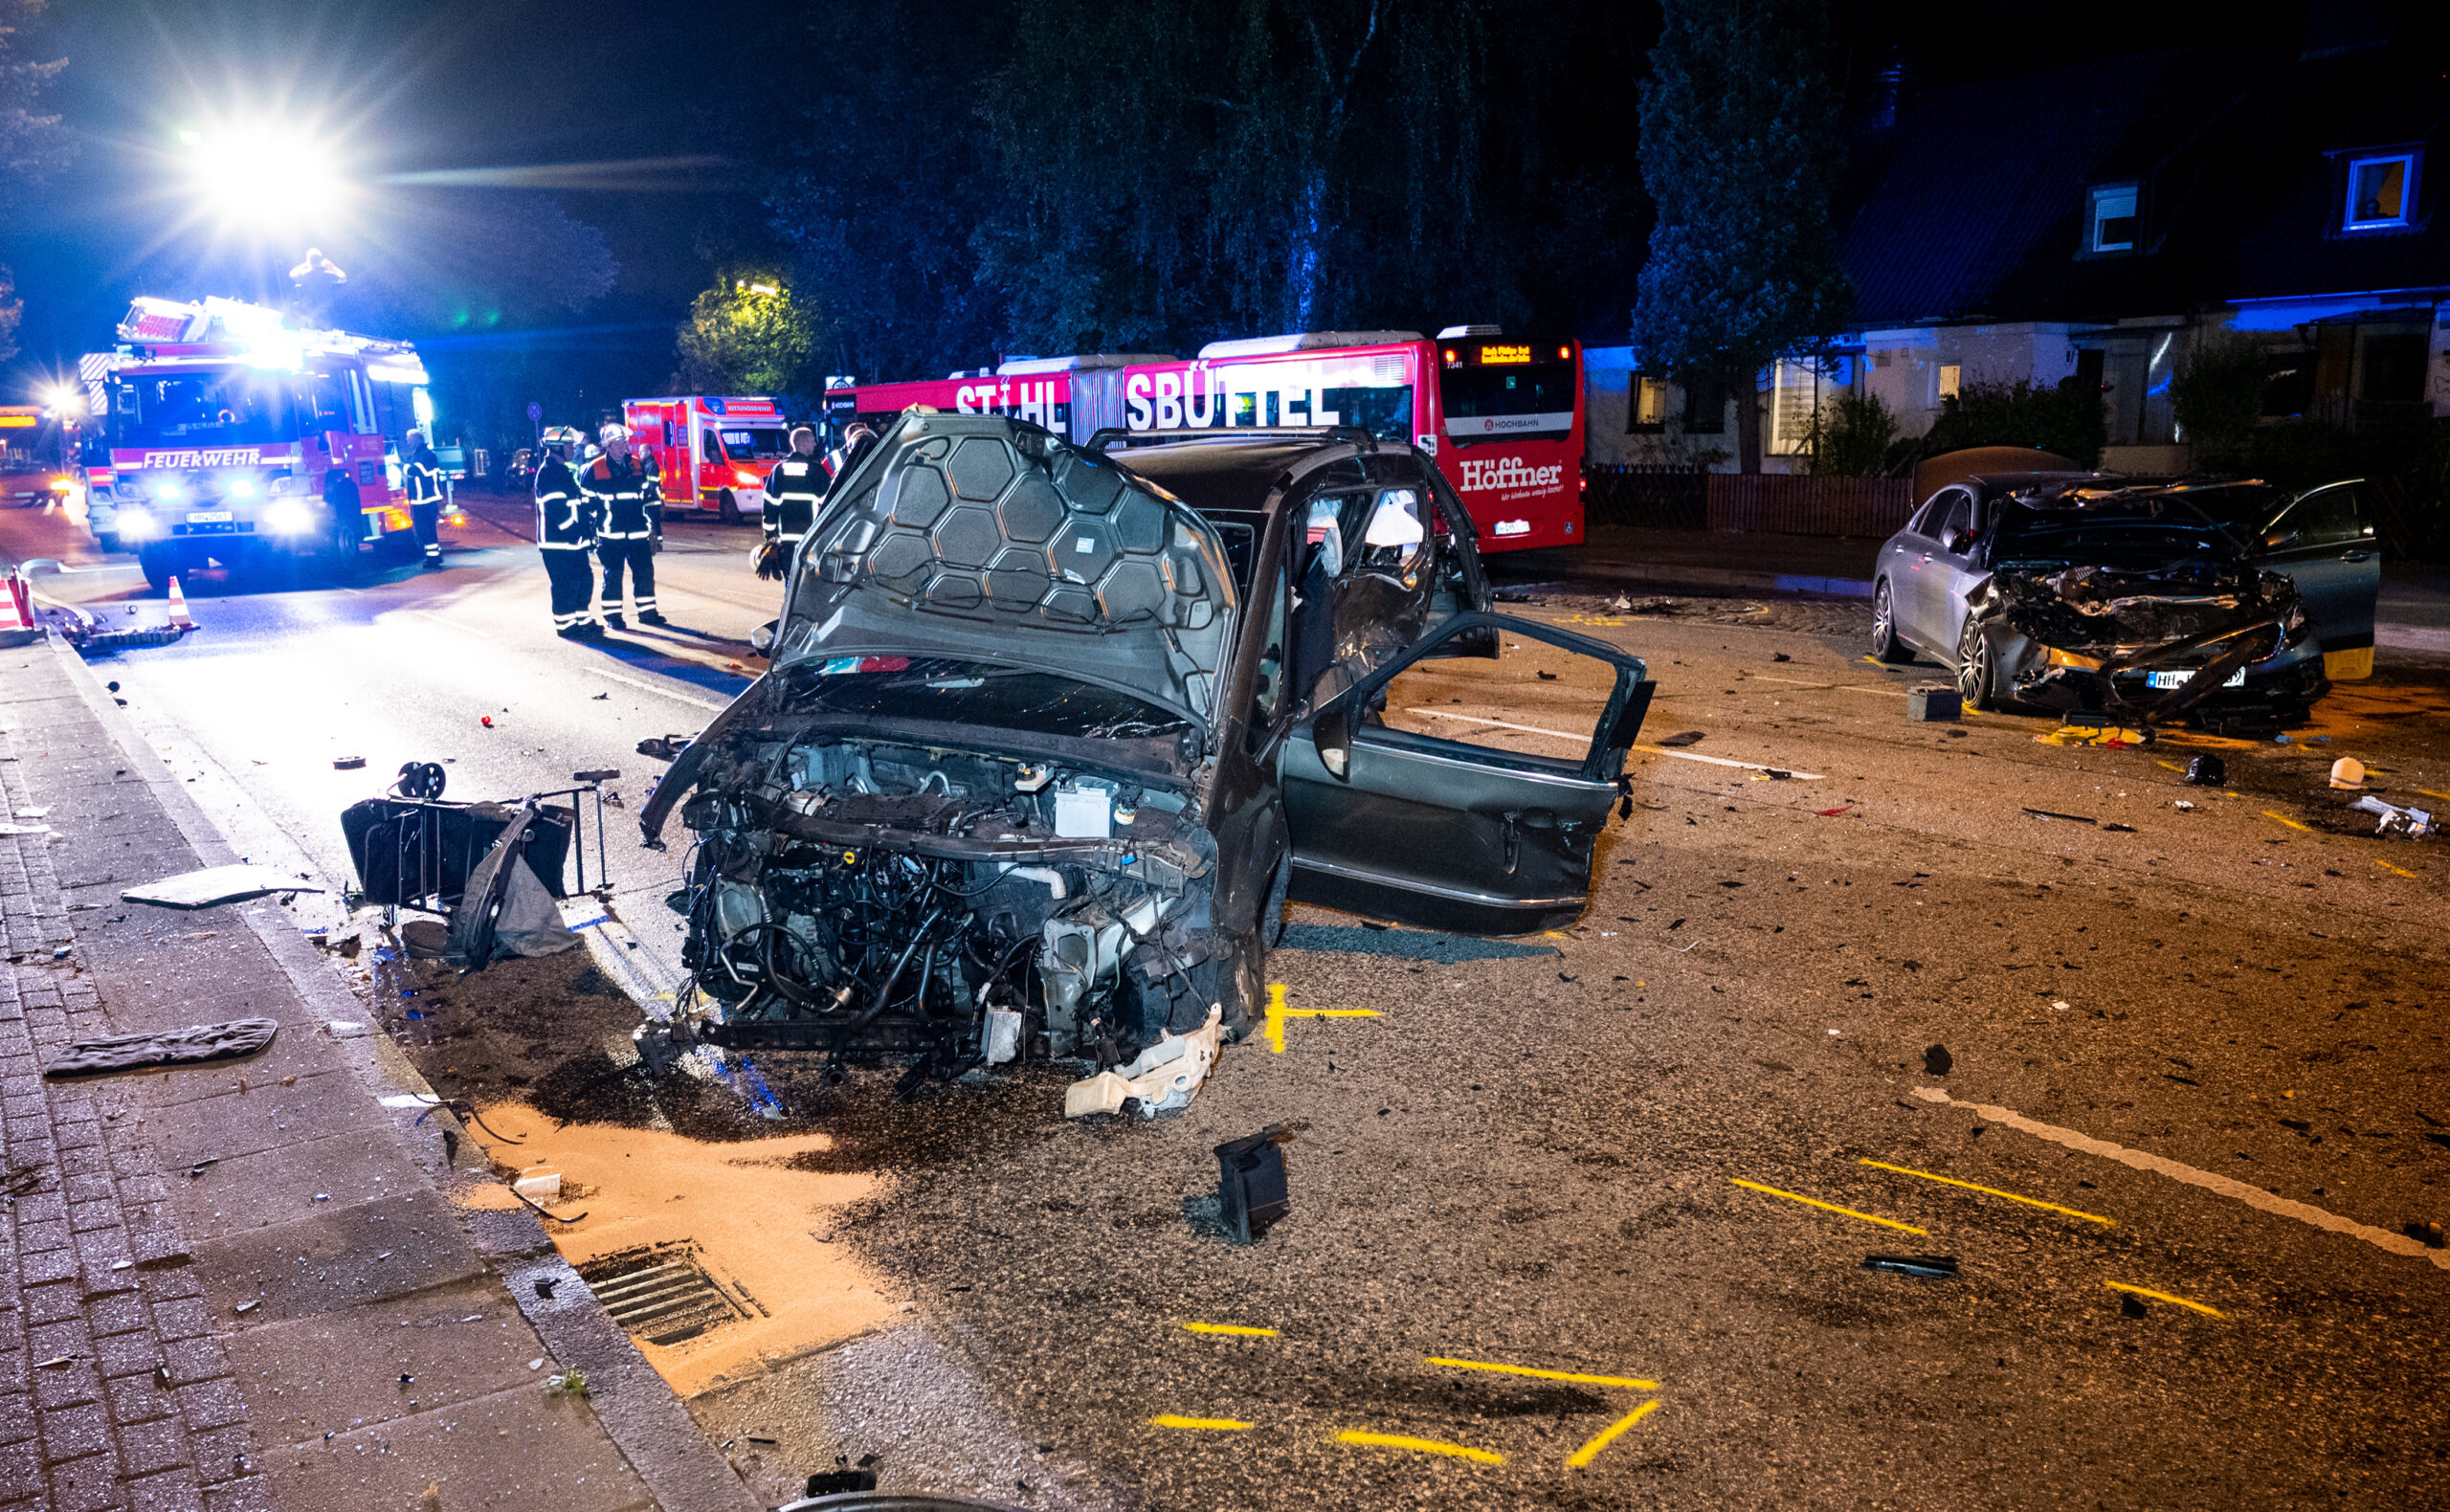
{"left": 1938, "top": 364, "right": 1961, "bottom": 400}
{"left": 2087, "top": 184, "right": 2139, "bottom": 254}
{"left": 2346, "top": 152, "right": 2417, "bottom": 230}
{"left": 1634, "top": 376, "right": 1668, "bottom": 429}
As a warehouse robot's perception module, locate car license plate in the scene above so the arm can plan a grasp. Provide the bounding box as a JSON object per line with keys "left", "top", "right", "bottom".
{"left": 2147, "top": 668, "right": 2245, "bottom": 690}
{"left": 185, "top": 510, "right": 234, "bottom": 523}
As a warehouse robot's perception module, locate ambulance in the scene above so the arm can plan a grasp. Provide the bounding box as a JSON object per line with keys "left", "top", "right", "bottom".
{"left": 621, "top": 395, "right": 791, "bottom": 524}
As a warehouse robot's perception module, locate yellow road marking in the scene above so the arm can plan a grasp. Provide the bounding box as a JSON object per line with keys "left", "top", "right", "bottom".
{"left": 2261, "top": 811, "right": 2312, "bottom": 833}
{"left": 1151, "top": 1415, "right": 1252, "bottom": 1431}
{"left": 2105, "top": 1282, "right": 2225, "bottom": 1318}
{"left": 1567, "top": 1400, "right": 1662, "bottom": 1470}
{"left": 1859, "top": 1159, "right": 2115, "bottom": 1226}
{"left": 1183, "top": 1323, "right": 1279, "bottom": 1338}
{"left": 1729, "top": 1178, "right": 1927, "bottom": 1234}
{"left": 1262, "top": 984, "right": 1378, "bottom": 1053}
{"left": 1336, "top": 1430, "right": 1503, "bottom": 1465}
{"left": 2414, "top": 788, "right": 2450, "bottom": 804}
{"left": 1424, "top": 1356, "right": 1659, "bottom": 1390}
{"left": 2374, "top": 858, "right": 2418, "bottom": 879}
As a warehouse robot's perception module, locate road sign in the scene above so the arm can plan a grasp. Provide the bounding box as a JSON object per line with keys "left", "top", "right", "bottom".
{"left": 526, "top": 401, "right": 544, "bottom": 423}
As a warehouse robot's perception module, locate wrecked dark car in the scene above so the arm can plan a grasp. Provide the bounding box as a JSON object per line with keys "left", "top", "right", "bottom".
{"left": 638, "top": 414, "right": 1654, "bottom": 1092}
{"left": 1872, "top": 471, "right": 2379, "bottom": 725}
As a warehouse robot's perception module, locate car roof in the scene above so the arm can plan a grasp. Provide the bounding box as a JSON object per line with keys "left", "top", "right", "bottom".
{"left": 1107, "top": 434, "right": 1425, "bottom": 517}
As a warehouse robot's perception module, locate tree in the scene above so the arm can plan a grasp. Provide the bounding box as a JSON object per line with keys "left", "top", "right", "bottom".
{"left": 340, "top": 192, "right": 617, "bottom": 335}
{"left": 1632, "top": 0, "right": 1851, "bottom": 473}
{"left": 676, "top": 269, "right": 817, "bottom": 398}
{"left": 0, "top": 0, "right": 66, "bottom": 364}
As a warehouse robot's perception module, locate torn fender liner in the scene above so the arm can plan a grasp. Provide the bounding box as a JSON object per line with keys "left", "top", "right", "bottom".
{"left": 1064, "top": 1006, "right": 1223, "bottom": 1118}
{"left": 44, "top": 1017, "right": 278, "bottom": 1079}
{"left": 122, "top": 864, "right": 323, "bottom": 910}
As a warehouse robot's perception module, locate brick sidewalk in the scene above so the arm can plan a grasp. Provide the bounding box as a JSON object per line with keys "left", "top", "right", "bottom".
{"left": 0, "top": 638, "right": 753, "bottom": 1512}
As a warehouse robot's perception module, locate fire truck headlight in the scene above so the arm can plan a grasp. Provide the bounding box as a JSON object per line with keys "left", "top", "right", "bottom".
{"left": 152, "top": 478, "right": 186, "bottom": 503}
{"left": 120, "top": 509, "right": 160, "bottom": 541}
{"left": 226, "top": 476, "right": 259, "bottom": 500}
{"left": 263, "top": 500, "right": 315, "bottom": 535}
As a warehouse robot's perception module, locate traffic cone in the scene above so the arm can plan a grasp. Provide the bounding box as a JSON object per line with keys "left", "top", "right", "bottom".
{"left": 166, "top": 576, "right": 195, "bottom": 631}
{"left": 0, "top": 571, "right": 30, "bottom": 634}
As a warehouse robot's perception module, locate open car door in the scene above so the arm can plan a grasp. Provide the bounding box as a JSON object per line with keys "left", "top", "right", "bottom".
{"left": 2254, "top": 479, "right": 2379, "bottom": 680}
{"left": 1280, "top": 612, "right": 1653, "bottom": 935}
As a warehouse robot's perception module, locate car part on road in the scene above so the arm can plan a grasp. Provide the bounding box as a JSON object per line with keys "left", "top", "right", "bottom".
{"left": 2186, "top": 755, "right": 2226, "bottom": 786}
{"left": 1214, "top": 1124, "right": 1294, "bottom": 1245}
{"left": 122, "top": 863, "right": 322, "bottom": 909}
{"left": 1906, "top": 684, "right": 1960, "bottom": 722}
{"left": 635, "top": 734, "right": 693, "bottom": 762}
{"left": 1860, "top": 1255, "right": 1960, "bottom": 1279}
{"left": 42, "top": 1016, "right": 278, "bottom": 1079}
{"left": 1063, "top": 1006, "right": 1224, "bottom": 1118}
{"left": 2023, "top": 808, "right": 2097, "bottom": 824}
{"left": 2350, "top": 794, "right": 2435, "bottom": 839}
{"left": 1654, "top": 729, "right": 1704, "bottom": 747}
{"left": 1924, "top": 1044, "right": 1953, "bottom": 1076}
{"left": 444, "top": 799, "right": 580, "bottom": 967}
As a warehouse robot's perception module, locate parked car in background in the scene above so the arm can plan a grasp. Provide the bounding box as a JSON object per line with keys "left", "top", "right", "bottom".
{"left": 1871, "top": 456, "right": 2378, "bottom": 728}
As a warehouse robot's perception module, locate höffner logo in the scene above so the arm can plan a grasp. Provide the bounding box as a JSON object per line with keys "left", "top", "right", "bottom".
{"left": 138, "top": 449, "right": 263, "bottom": 468}
{"left": 1458, "top": 456, "right": 1563, "bottom": 493}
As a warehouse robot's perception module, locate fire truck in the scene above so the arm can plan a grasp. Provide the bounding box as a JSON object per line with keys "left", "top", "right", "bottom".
{"left": 821, "top": 328, "right": 1584, "bottom": 553}
{"left": 83, "top": 296, "right": 438, "bottom": 589}
{"left": 621, "top": 395, "right": 790, "bottom": 524}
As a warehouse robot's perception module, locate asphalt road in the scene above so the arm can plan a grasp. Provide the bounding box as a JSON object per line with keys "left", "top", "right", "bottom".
{"left": 6, "top": 496, "right": 2448, "bottom": 1510}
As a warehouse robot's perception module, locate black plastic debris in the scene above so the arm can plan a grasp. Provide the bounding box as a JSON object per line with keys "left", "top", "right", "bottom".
{"left": 1906, "top": 686, "right": 1961, "bottom": 722}
{"left": 2022, "top": 808, "right": 2097, "bottom": 824}
{"left": 1924, "top": 1044, "right": 1953, "bottom": 1077}
{"left": 1861, "top": 1255, "right": 1959, "bottom": 1279}
{"left": 636, "top": 734, "right": 692, "bottom": 762}
{"left": 1492, "top": 587, "right": 1538, "bottom": 604}
{"left": 1771, "top": 652, "right": 1792, "bottom": 662}
{"left": 2120, "top": 1293, "right": 2149, "bottom": 1318}
{"left": 799, "top": 1466, "right": 879, "bottom": 1498}
{"left": 1654, "top": 730, "right": 1705, "bottom": 748}
{"left": 332, "top": 756, "right": 366, "bottom": 770}
{"left": 1214, "top": 1125, "right": 1294, "bottom": 1244}
{"left": 2102, "top": 822, "right": 2137, "bottom": 833}
{"left": 2407, "top": 1220, "right": 2446, "bottom": 1249}
{"left": 2186, "top": 755, "right": 2226, "bottom": 787}
{"left": 534, "top": 1277, "right": 559, "bottom": 1299}
{"left": 573, "top": 767, "right": 620, "bottom": 784}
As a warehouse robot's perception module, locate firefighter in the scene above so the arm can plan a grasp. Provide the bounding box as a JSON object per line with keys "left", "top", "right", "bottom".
{"left": 583, "top": 423, "right": 665, "bottom": 630}
{"left": 534, "top": 426, "right": 600, "bottom": 638}
{"left": 402, "top": 429, "right": 446, "bottom": 570}
{"left": 755, "top": 424, "right": 827, "bottom": 581}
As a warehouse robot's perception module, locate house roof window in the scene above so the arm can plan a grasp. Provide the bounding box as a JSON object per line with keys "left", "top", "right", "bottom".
{"left": 2086, "top": 183, "right": 2139, "bottom": 255}
{"left": 2345, "top": 152, "right": 2417, "bottom": 231}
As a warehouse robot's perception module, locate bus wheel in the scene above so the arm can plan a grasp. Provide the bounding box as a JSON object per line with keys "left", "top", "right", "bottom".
{"left": 137, "top": 545, "right": 176, "bottom": 594}
{"left": 717, "top": 489, "right": 743, "bottom": 526}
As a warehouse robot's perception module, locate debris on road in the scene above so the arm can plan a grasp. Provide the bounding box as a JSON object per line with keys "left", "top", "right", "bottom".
{"left": 333, "top": 755, "right": 366, "bottom": 770}
{"left": 42, "top": 1017, "right": 277, "bottom": 1080}
{"left": 2407, "top": 1221, "right": 2445, "bottom": 1249}
{"left": 1214, "top": 1124, "right": 1294, "bottom": 1244}
{"left": 1924, "top": 1044, "right": 1952, "bottom": 1076}
{"left": 2121, "top": 1293, "right": 2150, "bottom": 1318}
{"left": 2329, "top": 758, "right": 2367, "bottom": 789}
{"left": 1906, "top": 685, "right": 1960, "bottom": 722}
{"left": 635, "top": 734, "right": 692, "bottom": 761}
{"left": 791, "top": 1464, "right": 880, "bottom": 1501}
{"left": 122, "top": 863, "right": 324, "bottom": 909}
{"left": 2023, "top": 808, "right": 2098, "bottom": 825}
{"left": 2350, "top": 795, "right": 2435, "bottom": 839}
{"left": 512, "top": 1167, "right": 564, "bottom": 1201}
{"left": 2187, "top": 755, "right": 2226, "bottom": 786}
{"left": 1861, "top": 1255, "right": 1959, "bottom": 1279}
{"left": 1064, "top": 1007, "right": 1224, "bottom": 1119}
{"left": 1655, "top": 730, "right": 1705, "bottom": 747}
{"left": 2102, "top": 822, "right": 2137, "bottom": 833}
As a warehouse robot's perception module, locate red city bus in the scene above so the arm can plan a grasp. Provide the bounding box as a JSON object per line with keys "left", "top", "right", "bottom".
{"left": 824, "top": 329, "right": 1583, "bottom": 553}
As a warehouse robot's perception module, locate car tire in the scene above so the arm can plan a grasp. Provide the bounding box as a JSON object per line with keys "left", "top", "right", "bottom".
{"left": 136, "top": 545, "right": 175, "bottom": 594}
{"left": 1956, "top": 617, "right": 1998, "bottom": 710}
{"left": 96, "top": 533, "right": 121, "bottom": 555}
{"left": 717, "top": 489, "right": 744, "bottom": 526}
{"left": 1870, "top": 580, "right": 1911, "bottom": 662}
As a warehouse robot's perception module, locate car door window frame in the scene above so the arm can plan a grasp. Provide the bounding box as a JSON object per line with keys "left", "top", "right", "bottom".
{"left": 1306, "top": 611, "right": 1655, "bottom": 785}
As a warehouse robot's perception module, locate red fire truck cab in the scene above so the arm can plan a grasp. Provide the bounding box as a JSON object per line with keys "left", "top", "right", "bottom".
{"left": 622, "top": 395, "right": 791, "bottom": 524}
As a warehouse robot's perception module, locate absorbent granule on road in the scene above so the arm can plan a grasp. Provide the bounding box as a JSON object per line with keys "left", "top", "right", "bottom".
{"left": 41, "top": 1014, "right": 278, "bottom": 1078}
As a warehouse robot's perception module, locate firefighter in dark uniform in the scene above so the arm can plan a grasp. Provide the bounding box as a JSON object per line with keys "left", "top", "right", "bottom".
{"left": 583, "top": 424, "right": 665, "bottom": 630}
{"left": 755, "top": 424, "right": 828, "bottom": 581}
{"left": 534, "top": 426, "right": 600, "bottom": 638}
{"left": 402, "top": 430, "right": 446, "bottom": 569}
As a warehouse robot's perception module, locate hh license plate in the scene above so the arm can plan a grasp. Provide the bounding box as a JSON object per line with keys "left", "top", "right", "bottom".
{"left": 2147, "top": 668, "right": 2246, "bottom": 690}
{"left": 185, "top": 509, "right": 234, "bottom": 523}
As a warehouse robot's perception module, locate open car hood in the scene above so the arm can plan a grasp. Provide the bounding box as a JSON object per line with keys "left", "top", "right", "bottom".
{"left": 773, "top": 414, "right": 1238, "bottom": 730}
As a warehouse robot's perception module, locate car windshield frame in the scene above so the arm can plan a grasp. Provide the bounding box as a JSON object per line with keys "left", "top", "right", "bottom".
{"left": 770, "top": 653, "right": 1197, "bottom": 744}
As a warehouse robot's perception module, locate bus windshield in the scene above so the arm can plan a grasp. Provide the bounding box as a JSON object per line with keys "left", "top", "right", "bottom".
{"left": 109, "top": 370, "right": 301, "bottom": 449}
{"left": 1440, "top": 358, "right": 1576, "bottom": 442}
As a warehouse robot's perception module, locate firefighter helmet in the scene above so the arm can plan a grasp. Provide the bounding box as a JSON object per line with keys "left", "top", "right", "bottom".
{"left": 598, "top": 422, "right": 629, "bottom": 445}
{"left": 540, "top": 426, "right": 584, "bottom": 456}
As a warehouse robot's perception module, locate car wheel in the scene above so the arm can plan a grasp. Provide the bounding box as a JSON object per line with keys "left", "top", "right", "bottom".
{"left": 1956, "top": 618, "right": 1997, "bottom": 710}
{"left": 95, "top": 533, "right": 121, "bottom": 555}
{"left": 1870, "top": 580, "right": 1911, "bottom": 662}
{"left": 717, "top": 489, "right": 744, "bottom": 526}
{"left": 136, "top": 545, "right": 176, "bottom": 594}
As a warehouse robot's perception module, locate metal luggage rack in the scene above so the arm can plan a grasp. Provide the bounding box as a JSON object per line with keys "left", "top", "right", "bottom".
{"left": 361, "top": 762, "right": 620, "bottom": 924}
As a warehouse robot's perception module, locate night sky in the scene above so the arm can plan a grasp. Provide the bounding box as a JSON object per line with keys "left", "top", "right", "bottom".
{"left": 1, "top": 0, "right": 2323, "bottom": 411}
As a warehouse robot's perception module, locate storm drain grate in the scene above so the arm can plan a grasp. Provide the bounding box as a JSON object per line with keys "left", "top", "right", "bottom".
{"left": 578, "top": 1242, "right": 749, "bottom": 1345}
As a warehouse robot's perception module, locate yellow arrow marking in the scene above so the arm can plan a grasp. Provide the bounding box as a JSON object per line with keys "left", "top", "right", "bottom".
{"left": 1729, "top": 1178, "right": 1927, "bottom": 1234}
{"left": 1423, "top": 1356, "right": 1658, "bottom": 1391}
{"left": 2105, "top": 1281, "right": 2225, "bottom": 1318}
{"left": 1568, "top": 1400, "right": 1662, "bottom": 1470}
{"left": 1336, "top": 1431, "right": 1503, "bottom": 1465}
{"left": 1182, "top": 1323, "right": 1278, "bottom": 1338}
{"left": 1263, "top": 983, "right": 1378, "bottom": 1053}
{"left": 1151, "top": 1415, "right": 1252, "bottom": 1431}
{"left": 1859, "top": 1159, "right": 2114, "bottom": 1226}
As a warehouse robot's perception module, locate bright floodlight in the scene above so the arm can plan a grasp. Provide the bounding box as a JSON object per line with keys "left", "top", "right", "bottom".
{"left": 185, "top": 128, "right": 344, "bottom": 230}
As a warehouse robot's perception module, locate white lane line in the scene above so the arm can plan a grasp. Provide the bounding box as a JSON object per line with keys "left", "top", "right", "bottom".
{"left": 1912, "top": 1086, "right": 2450, "bottom": 1273}
{"left": 1406, "top": 708, "right": 1825, "bottom": 780}
{"left": 406, "top": 610, "right": 731, "bottom": 712}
